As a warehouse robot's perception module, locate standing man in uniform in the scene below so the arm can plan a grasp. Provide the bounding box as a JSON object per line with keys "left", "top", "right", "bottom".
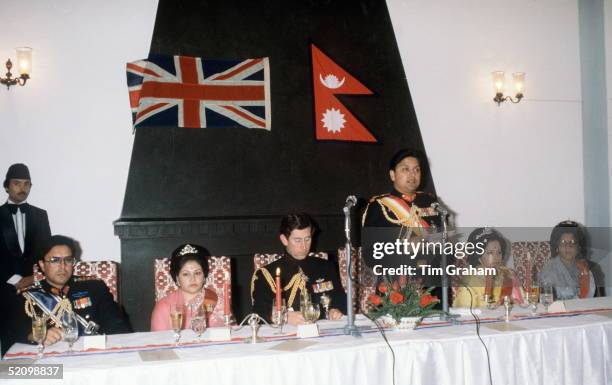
{"left": 251, "top": 213, "right": 347, "bottom": 325}
{"left": 362, "top": 148, "right": 439, "bottom": 233}
{"left": 361, "top": 149, "right": 445, "bottom": 304}
{"left": 0, "top": 163, "right": 51, "bottom": 354}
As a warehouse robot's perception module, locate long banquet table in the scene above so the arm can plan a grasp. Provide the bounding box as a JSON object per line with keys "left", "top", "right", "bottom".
{"left": 2, "top": 309, "right": 611, "bottom": 385}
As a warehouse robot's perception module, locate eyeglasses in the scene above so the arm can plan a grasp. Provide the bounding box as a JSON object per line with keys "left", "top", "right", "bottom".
{"left": 559, "top": 239, "right": 578, "bottom": 247}
{"left": 44, "top": 256, "right": 76, "bottom": 265}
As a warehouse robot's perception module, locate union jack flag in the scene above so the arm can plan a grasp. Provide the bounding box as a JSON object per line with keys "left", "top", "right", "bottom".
{"left": 127, "top": 55, "right": 271, "bottom": 130}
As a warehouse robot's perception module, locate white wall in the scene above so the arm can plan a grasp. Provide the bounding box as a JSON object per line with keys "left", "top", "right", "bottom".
{"left": 388, "top": 0, "right": 585, "bottom": 228}
{"left": 606, "top": 0, "right": 612, "bottom": 223}
{"left": 0, "top": 0, "right": 595, "bottom": 260}
{"left": 0, "top": 0, "right": 158, "bottom": 260}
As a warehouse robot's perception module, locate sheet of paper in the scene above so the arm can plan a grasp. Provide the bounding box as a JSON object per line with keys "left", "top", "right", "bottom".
{"left": 269, "top": 340, "right": 317, "bottom": 352}
{"left": 485, "top": 323, "right": 527, "bottom": 332}
{"left": 139, "top": 349, "right": 180, "bottom": 362}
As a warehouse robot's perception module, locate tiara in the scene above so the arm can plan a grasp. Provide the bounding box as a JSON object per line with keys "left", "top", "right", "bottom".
{"left": 474, "top": 227, "right": 494, "bottom": 241}
{"left": 179, "top": 244, "right": 198, "bottom": 256}
{"left": 560, "top": 220, "right": 578, "bottom": 226}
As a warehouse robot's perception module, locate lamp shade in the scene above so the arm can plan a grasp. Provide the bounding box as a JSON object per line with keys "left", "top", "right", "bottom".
{"left": 492, "top": 71, "right": 505, "bottom": 94}
{"left": 513, "top": 72, "right": 525, "bottom": 94}
{"left": 15, "top": 47, "right": 32, "bottom": 76}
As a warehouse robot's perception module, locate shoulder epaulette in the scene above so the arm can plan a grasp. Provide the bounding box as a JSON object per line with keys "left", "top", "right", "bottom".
{"left": 369, "top": 193, "right": 389, "bottom": 203}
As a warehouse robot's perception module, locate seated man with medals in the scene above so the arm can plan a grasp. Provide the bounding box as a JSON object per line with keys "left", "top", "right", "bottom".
{"left": 250, "top": 213, "right": 347, "bottom": 325}
{"left": 453, "top": 228, "right": 525, "bottom": 308}
{"left": 9, "top": 235, "right": 131, "bottom": 347}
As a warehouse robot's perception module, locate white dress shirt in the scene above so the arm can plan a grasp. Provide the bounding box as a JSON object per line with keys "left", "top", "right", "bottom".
{"left": 6, "top": 199, "right": 27, "bottom": 286}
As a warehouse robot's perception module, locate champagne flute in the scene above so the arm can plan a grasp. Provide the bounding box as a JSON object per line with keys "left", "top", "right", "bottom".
{"left": 61, "top": 312, "right": 79, "bottom": 353}
{"left": 190, "top": 304, "right": 206, "bottom": 341}
{"left": 271, "top": 298, "right": 288, "bottom": 334}
{"left": 540, "top": 285, "right": 554, "bottom": 313}
{"left": 169, "top": 304, "right": 184, "bottom": 345}
{"left": 31, "top": 316, "right": 47, "bottom": 359}
{"left": 528, "top": 286, "right": 540, "bottom": 315}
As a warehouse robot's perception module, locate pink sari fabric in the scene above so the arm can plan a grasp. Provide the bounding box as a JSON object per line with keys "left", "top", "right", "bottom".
{"left": 151, "top": 288, "right": 222, "bottom": 331}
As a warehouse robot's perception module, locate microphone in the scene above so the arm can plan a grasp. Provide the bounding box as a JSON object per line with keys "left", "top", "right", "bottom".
{"left": 431, "top": 202, "right": 448, "bottom": 216}
{"left": 344, "top": 195, "right": 357, "bottom": 209}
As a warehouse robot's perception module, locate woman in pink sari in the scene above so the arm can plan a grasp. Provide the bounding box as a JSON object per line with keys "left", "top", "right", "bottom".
{"left": 151, "top": 243, "right": 223, "bottom": 331}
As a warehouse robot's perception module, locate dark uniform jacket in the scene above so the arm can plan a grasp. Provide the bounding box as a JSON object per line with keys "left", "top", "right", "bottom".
{"left": 251, "top": 254, "right": 347, "bottom": 322}
{"left": 8, "top": 276, "right": 131, "bottom": 348}
{"left": 361, "top": 189, "right": 438, "bottom": 228}
{"left": 361, "top": 189, "right": 445, "bottom": 308}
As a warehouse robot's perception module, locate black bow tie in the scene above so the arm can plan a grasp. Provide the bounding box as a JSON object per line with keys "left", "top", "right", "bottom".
{"left": 8, "top": 203, "right": 28, "bottom": 215}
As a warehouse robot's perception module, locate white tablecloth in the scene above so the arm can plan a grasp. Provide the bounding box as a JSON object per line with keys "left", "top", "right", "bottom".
{"left": 2, "top": 311, "right": 612, "bottom": 385}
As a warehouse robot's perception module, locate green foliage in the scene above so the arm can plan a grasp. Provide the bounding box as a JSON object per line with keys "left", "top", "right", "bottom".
{"left": 367, "top": 282, "right": 446, "bottom": 322}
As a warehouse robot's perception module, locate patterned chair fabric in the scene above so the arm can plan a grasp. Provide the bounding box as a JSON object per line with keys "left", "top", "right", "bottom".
{"left": 511, "top": 241, "right": 551, "bottom": 287}
{"left": 337, "top": 247, "right": 377, "bottom": 314}
{"left": 154, "top": 256, "right": 232, "bottom": 320}
{"left": 252, "top": 252, "right": 328, "bottom": 271}
{"left": 33, "top": 261, "right": 120, "bottom": 302}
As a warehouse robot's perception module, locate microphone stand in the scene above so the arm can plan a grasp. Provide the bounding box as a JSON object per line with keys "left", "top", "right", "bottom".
{"left": 433, "top": 203, "right": 455, "bottom": 321}
{"left": 343, "top": 196, "right": 361, "bottom": 337}
{"left": 439, "top": 208, "right": 450, "bottom": 318}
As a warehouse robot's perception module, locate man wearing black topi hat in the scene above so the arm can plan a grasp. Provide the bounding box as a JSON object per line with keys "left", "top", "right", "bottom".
{"left": 0, "top": 163, "right": 51, "bottom": 355}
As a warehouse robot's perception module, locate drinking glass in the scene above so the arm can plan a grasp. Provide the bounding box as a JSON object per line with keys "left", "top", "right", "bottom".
{"left": 540, "top": 285, "right": 554, "bottom": 313}
{"left": 31, "top": 316, "right": 47, "bottom": 359}
{"left": 301, "top": 303, "right": 320, "bottom": 324}
{"left": 190, "top": 305, "right": 206, "bottom": 341}
{"left": 169, "top": 304, "right": 184, "bottom": 344}
{"left": 61, "top": 312, "right": 79, "bottom": 353}
{"left": 271, "top": 298, "right": 288, "bottom": 334}
{"left": 528, "top": 286, "right": 540, "bottom": 315}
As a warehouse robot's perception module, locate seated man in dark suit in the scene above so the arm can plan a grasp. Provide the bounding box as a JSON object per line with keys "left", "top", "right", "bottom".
{"left": 0, "top": 163, "right": 51, "bottom": 354}
{"left": 7, "top": 235, "right": 131, "bottom": 349}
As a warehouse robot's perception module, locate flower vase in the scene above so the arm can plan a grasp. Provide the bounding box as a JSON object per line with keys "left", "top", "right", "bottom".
{"left": 396, "top": 316, "right": 421, "bottom": 330}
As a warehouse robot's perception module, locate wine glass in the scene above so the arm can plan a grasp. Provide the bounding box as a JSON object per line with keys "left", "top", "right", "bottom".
{"left": 271, "top": 298, "right": 288, "bottom": 334}
{"left": 31, "top": 316, "right": 47, "bottom": 359}
{"left": 169, "top": 304, "right": 184, "bottom": 345}
{"left": 319, "top": 294, "right": 331, "bottom": 320}
{"left": 190, "top": 305, "right": 206, "bottom": 341}
{"left": 61, "top": 312, "right": 79, "bottom": 353}
{"left": 301, "top": 303, "right": 320, "bottom": 324}
{"left": 528, "top": 286, "right": 540, "bottom": 315}
{"left": 540, "top": 285, "right": 554, "bottom": 313}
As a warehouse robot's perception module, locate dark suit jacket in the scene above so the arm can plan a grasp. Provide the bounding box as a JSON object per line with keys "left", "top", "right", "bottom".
{"left": 0, "top": 202, "right": 50, "bottom": 355}
{"left": 0, "top": 202, "right": 51, "bottom": 288}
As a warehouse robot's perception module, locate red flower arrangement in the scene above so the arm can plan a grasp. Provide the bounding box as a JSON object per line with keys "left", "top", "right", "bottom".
{"left": 419, "top": 293, "right": 436, "bottom": 307}
{"left": 368, "top": 294, "right": 382, "bottom": 306}
{"left": 378, "top": 282, "right": 388, "bottom": 293}
{"left": 389, "top": 291, "right": 404, "bottom": 305}
{"left": 368, "top": 280, "right": 444, "bottom": 322}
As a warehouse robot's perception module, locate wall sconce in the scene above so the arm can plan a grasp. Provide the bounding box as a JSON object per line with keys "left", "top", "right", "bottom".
{"left": 492, "top": 71, "right": 525, "bottom": 106}
{"left": 1, "top": 47, "right": 32, "bottom": 90}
